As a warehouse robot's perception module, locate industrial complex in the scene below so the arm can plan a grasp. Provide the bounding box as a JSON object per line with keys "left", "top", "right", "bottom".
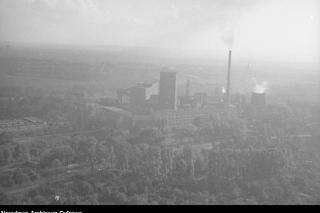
{"left": 92, "top": 49, "right": 268, "bottom": 131}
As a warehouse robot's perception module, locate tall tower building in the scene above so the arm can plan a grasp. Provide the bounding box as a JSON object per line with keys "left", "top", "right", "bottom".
{"left": 159, "top": 71, "right": 176, "bottom": 110}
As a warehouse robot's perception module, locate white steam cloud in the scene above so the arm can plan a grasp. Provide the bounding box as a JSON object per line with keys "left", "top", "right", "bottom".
{"left": 222, "top": 87, "right": 226, "bottom": 94}
{"left": 221, "top": 28, "right": 235, "bottom": 50}
{"left": 253, "top": 80, "right": 268, "bottom": 93}
{"left": 215, "top": 0, "right": 263, "bottom": 50}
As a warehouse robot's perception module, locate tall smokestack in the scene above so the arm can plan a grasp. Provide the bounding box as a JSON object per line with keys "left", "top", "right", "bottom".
{"left": 226, "top": 50, "right": 232, "bottom": 103}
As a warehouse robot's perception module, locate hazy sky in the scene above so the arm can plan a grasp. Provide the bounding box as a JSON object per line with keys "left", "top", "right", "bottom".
{"left": 0, "top": 0, "right": 319, "bottom": 63}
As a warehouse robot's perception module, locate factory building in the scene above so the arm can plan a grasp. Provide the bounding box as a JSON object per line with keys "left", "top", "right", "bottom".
{"left": 116, "top": 82, "right": 154, "bottom": 114}
{"left": 159, "top": 71, "right": 177, "bottom": 110}
{"left": 154, "top": 105, "right": 229, "bottom": 130}
{"left": 251, "top": 92, "right": 266, "bottom": 108}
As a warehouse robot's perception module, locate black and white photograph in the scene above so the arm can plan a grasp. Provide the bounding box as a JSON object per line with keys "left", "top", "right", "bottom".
{"left": 0, "top": 0, "right": 319, "bottom": 206}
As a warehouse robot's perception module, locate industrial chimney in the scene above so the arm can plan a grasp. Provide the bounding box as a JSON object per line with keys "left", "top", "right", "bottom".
{"left": 225, "top": 50, "right": 232, "bottom": 103}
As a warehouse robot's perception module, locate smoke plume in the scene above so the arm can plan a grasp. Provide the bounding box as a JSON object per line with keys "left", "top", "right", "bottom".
{"left": 215, "top": 0, "right": 264, "bottom": 50}
{"left": 221, "top": 28, "right": 234, "bottom": 50}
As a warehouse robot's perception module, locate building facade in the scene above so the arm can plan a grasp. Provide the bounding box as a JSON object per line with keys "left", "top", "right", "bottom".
{"left": 159, "top": 71, "right": 177, "bottom": 110}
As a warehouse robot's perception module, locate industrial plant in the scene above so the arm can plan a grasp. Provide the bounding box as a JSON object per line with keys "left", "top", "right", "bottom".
{"left": 90, "top": 49, "right": 266, "bottom": 131}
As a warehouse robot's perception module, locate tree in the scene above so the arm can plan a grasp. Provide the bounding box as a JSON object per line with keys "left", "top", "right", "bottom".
{"left": 174, "top": 158, "right": 187, "bottom": 176}
{"left": 40, "top": 145, "right": 74, "bottom": 168}
{"left": 0, "top": 148, "right": 12, "bottom": 164}
{"left": 173, "top": 128, "right": 195, "bottom": 143}
{"left": 0, "top": 133, "right": 13, "bottom": 145}
{"left": 12, "top": 169, "right": 30, "bottom": 185}
{"left": 148, "top": 146, "right": 162, "bottom": 177}
{"left": 33, "top": 195, "right": 48, "bottom": 205}
{"left": 183, "top": 145, "right": 195, "bottom": 178}
{"left": 94, "top": 142, "right": 107, "bottom": 165}
{"left": 51, "top": 158, "right": 63, "bottom": 169}
{"left": 0, "top": 174, "right": 14, "bottom": 188}
{"left": 128, "top": 128, "right": 165, "bottom": 145}
{"left": 87, "top": 137, "right": 98, "bottom": 170}
{"left": 54, "top": 146, "right": 75, "bottom": 165}
{"left": 72, "top": 180, "right": 93, "bottom": 198}
{"left": 113, "top": 136, "right": 132, "bottom": 171}
{"left": 128, "top": 194, "right": 148, "bottom": 205}
{"left": 74, "top": 136, "right": 97, "bottom": 169}
{"left": 0, "top": 190, "right": 13, "bottom": 205}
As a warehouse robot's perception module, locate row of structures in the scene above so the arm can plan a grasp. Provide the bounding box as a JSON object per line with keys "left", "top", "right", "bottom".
{"left": 90, "top": 70, "right": 260, "bottom": 131}
{"left": 115, "top": 70, "right": 266, "bottom": 114}
{"left": 90, "top": 70, "right": 268, "bottom": 131}
{"left": 151, "top": 105, "right": 237, "bottom": 130}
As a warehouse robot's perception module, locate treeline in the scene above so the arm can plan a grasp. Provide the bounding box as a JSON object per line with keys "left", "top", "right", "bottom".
{"left": 2, "top": 126, "right": 316, "bottom": 205}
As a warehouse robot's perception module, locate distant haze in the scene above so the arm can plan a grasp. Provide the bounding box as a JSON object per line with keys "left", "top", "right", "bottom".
{"left": 0, "top": 0, "right": 319, "bottom": 63}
